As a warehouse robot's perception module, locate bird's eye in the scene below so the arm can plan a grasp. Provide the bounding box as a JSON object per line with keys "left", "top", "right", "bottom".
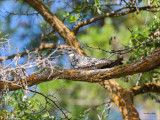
{"left": 68, "top": 49, "right": 72, "bottom": 52}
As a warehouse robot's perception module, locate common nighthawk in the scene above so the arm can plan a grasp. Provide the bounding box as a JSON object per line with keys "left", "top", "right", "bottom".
{"left": 66, "top": 48, "right": 123, "bottom": 70}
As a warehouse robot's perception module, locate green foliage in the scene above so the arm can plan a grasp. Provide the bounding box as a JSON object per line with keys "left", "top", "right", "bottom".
{"left": 78, "top": 18, "right": 130, "bottom": 59}
{"left": 0, "top": 90, "right": 55, "bottom": 119}
{"left": 122, "top": 18, "right": 160, "bottom": 87}
{"left": 63, "top": 0, "right": 103, "bottom": 23}
{"left": 147, "top": 93, "right": 160, "bottom": 103}
{"left": 129, "top": 18, "right": 160, "bottom": 62}
{"left": 149, "top": 18, "right": 160, "bottom": 32}
{"left": 149, "top": 0, "right": 160, "bottom": 5}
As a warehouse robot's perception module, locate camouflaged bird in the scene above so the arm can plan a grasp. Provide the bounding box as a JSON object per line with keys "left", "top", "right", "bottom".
{"left": 66, "top": 48, "right": 123, "bottom": 70}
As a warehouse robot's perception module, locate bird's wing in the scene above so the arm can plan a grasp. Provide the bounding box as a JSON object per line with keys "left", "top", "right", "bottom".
{"left": 76, "top": 58, "right": 123, "bottom": 70}
{"left": 98, "top": 58, "right": 123, "bottom": 69}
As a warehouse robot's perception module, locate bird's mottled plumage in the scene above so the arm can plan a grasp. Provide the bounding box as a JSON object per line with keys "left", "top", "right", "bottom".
{"left": 66, "top": 48, "right": 123, "bottom": 70}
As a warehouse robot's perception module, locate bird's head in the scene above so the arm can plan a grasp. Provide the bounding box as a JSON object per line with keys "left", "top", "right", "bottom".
{"left": 65, "top": 48, "right": 78, "bottom": 57}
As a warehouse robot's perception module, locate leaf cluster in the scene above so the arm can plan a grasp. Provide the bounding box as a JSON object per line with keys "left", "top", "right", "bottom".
{"left": 129, "top": 18, "right": 160, "bottom": 61}
{"left": 0, "top": 90, "right": 55, "bottom": 119}
{"left": 64, "top": 0, "right": 103, "bottom": 23}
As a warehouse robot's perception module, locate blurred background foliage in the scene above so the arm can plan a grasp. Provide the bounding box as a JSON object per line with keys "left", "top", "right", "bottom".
{"left": 0, "top": 0, "right": 160, "bottom": 119}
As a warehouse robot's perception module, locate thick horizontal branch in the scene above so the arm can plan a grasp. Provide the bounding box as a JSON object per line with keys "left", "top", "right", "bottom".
{"left": 0, "top": 49, "right": 159, "bottom": 91}
{"left": 72, "top": 5, "right": 160, "bottom": 34}
{"left": 130, "top": 83, "right": 160, "bottom": 96}
{"left": 0, "top": 43, "right": 68, "bottom": 61}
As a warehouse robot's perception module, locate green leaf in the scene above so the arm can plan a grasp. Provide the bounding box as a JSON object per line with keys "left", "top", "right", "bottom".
{"left": 67, "top": 15, "right": 77, "bottom": 23}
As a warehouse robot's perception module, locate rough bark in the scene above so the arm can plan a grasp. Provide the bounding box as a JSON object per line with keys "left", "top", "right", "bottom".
{"left": 0, "top": 48, "right": 159, "bottom": 92}
{"left": 23, "top": 0, "right": 86, "bottom": 55}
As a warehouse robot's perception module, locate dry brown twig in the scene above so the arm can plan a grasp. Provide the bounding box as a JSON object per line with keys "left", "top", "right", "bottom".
{"left": 0, "top": 38, "right": 66, "bottom": 93}
{"left": 29, "top": 89, "right": 70, "bottom": 120}
{"left": 72, "top": 5, "right": 160, "bottom": 34}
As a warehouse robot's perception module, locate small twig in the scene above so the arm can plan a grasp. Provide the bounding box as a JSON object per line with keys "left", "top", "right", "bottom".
{"left": 151, "top": 70, "right": 160, "bottom": 74}
{"left": 84, "top": 99, "right": 113, "bottom": 114}
{"left": 136, "top": 73, "right": 143, "bottom": 86}
{"left": 7, "top": 11, "right": 39, "bottom": 16}
{"left": 29, "top": 89, "right": 70, "bottom": 120}
{"left": 40, "top": 30, "right": 55, "bottom": 42}
{"left": 0, "top": 43, "right": 68, "bottom": 61}
{"left": 85, "top": 44, "right": 112, "bottom": 53}
{"left": 128, "top": 28, "right": 140, "bottom": 43}
{"left": 85, "top": 39, "right": 160, "bottom": 55}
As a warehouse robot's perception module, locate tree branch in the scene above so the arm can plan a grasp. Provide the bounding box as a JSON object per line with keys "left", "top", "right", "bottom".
{"left": 0, "top": 48, "right": 159, "bottom": 91}
{"left": 1, "top": 38, "right": 159, "bottom": 61}
{"left": 72, "top": 5, "right": 160, "bottom": 34}
{"left": 101, "top": 80, "right": 140, "bottom": 120}
{"left": 29, "top": 90, "right": 70, "bottom": 120}
{"left": 130, "top": 83, "right": 160, "bottom": 96}
{"left": 0, "top": 43, "right": 68, "bottom": 61}
{"left": 23, "top": 0, "right": 86, "bottom": 55}
{"left": 85, "top": 39, "right": 160, "bottom": 54}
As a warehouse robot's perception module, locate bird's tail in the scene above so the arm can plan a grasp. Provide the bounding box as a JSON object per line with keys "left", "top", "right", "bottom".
{"left": 101, "top": 56, "right": 123, "bottom": 69}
